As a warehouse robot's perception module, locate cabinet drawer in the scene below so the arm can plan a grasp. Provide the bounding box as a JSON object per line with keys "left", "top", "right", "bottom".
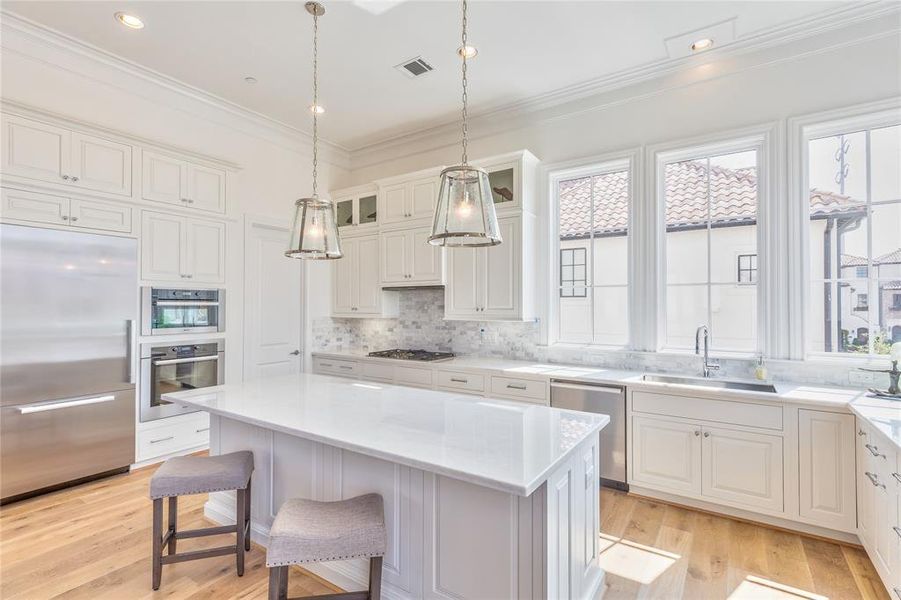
{"left": 361, "top": 362, "right": 394, "bottom": 382}
{"left": 138, "top": 414, "right": 209, "bottom": 461}
{"left": 436, "top": 369, "right": 485, "bottom": 393}
{"left": 632, "top": 390, "right": 782, "bottom": 431}
{"left": 313, "top": 357, "right": 359, "bottom": 377}
{"left": 395, "top": 365, "right": 433, "bottom": 388}
{"left": 490, "top": 376, "right": 547, "bottom": 403}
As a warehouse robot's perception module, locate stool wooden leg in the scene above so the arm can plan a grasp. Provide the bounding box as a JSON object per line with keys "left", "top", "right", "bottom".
{"left": 368, "top": 556, "right": 383, "bottom": 600}
{"left": 268, "top": 566, "right": 288, "bottom": 600}
{"left": 236, "top": 488, "right": 246, "bottom": 576}
{"left": 167, "top": 496, "right": 178, "bottom": 555}
{"left": 151, "top": 498, "right": 163, "bottom": 590}
{"left": 244, "top": 478, "right": 252, "bottom": 551}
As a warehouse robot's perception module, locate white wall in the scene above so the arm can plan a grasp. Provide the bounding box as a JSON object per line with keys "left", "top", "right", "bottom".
{"left": 0, "top": 19, "right": 349, "bottom": 382}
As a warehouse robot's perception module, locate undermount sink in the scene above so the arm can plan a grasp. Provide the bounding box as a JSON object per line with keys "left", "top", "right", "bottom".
{"left": 641, "top": 374, "right": 778, "bottom": 394}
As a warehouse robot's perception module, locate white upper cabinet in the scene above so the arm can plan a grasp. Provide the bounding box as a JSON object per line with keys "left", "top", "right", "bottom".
{"left": 1, "top": 188, "right": 131, "bottom": 233}
{"left": 2, "top": 115, "right": 132, "bottom": 196}
{"left": 378, "top": 171, "right": 440, "bottom": 225}
{"left": 409, "top": 177, "right": 438, "bottom": 220}
{"left": 331, "top": 234, "right": 382, "bottom": 317}
{"left": 142, "top": 150, "right": 226, "bottom": 213}
{"left": 334, "top": 186, "right": 379, "bottom": 235}
{"left": 380, "top": 226, "right": 443, "bottom": 287}
{"left": 141, "top": 210, "right": 225, "bottom": 283}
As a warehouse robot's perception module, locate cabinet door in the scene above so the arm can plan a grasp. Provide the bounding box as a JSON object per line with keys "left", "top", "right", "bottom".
{"left": 332, "top": 237, "right": 356, "bottom": 315}
{"left": 380, "top": 229, "right": 408, "bottom": 284}
{"left": 798, "top": 410, "right": 856, "bottom": 532}
{"left": 186, "top": 164, "right": 226, "bottom": 213}
{"left": 1, "top": 188, "right": 69, "bottom": 226}
{"left": 409, "top": 227, "right": 443, "bottom": 284}
{"left": 381, "top": 183, "right": 408, "bottom": 223}
{"left": 141, "top": 212, "right": 185, "bottom": 281}
{"left": 631, "top": 415, "right": 702, "bottom": 495}
{"left": 142, "top": 151, "right": 185, "bottom": 205}
{"left": 482, "top": 217, "right": 519, "bottom": 318}
{"left": 409, "top": 177, "right": 437, "bottom": 220}
{"left": 356, "top": 236, "right": 381, "bottom": 315}
{"left": 69, "top": 198, "right": 132, "bottom": 233}
{"left": 70, "top": 132, "right": 132, "bottom": 196}
{"left": 874, "top": 471, "right": 894, "bottom": 579}
{"left": 701, "top": 426, "right": 783, "bottom": 512}
{"left": 859, "top": 427, "right": 876, "bottom": 548}
{"left": 445, "top": 246, "right": 481, "bottom": 317}
{"left": 186, "top": 219, "right": 226, "bottom": 283}
{"left": 2, "top": 115, "right": 70, "bottom": 183}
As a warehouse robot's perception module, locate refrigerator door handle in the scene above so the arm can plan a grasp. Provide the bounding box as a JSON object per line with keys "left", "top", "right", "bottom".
{"left": 18, "top": 395, "right": 117, "bottom": 414}
{"left": 127, "top": 320, "right": 136, "bottom": 384}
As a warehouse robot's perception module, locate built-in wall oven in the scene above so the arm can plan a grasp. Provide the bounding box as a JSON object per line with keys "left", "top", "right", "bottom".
{"left": 140, "top": 340, "right": 225, "bottom": 422}
{"left": 141, "top": 287, "right": 225, "bottom": 336}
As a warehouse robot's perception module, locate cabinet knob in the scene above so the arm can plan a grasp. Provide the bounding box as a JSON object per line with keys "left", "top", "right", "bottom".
{"left": 61, "top": 215, "right": 69, "bottom": 221}
{"left": 694, "top": 430, "right": 700, "bottom": 436}
{"left": 703, "top": 431, "right": 710, "bottom": 438}
{"left": 70, "top": 216, "right": 78, "bottom": 222}
{"left": 71, "top": 176, "right": 79, "bottom": 182}
{"left": 858, "top": 429, "right": 867, "bottom": 436}
{"left": 290, "top": 350, "right": 301, "bottom": 356}
{"left": 61, "top": 174, "right": 69, "bottom": 180}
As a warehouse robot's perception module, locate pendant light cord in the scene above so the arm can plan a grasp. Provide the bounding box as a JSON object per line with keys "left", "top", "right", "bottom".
{"left": 312, "top": 6, "right": 320, "bottom": 198}
{"left": 460, "top": 0, "right": 468, "bottom": 166}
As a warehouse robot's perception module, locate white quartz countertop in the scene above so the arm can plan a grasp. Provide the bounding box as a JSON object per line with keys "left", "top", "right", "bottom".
{"left": 850, "top": 397, "right": 901, "bottom": 451}
{"left": 163, "top": 373, "right": 609, "bottom": 496}
{"left": 312, "top": 350, "right": 869, "bottom": 408}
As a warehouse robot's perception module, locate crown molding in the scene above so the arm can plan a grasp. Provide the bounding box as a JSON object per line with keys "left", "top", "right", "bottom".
{"left": 346, "top": 1, "right": 901, "bottom": 163}
{"left": 0, "top": 10, "right": 352, "bottom": 169}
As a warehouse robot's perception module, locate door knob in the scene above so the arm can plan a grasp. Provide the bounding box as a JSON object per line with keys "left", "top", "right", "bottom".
{"left": 290, "top": 350, "right": 301, "bottom": 356}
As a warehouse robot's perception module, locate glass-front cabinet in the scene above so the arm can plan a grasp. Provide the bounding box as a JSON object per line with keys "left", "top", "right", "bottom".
{"left": 474, "top": 150, "right": 540, "bottom": 213}
{"left": 332, "top": 185, "right": 379, "bottom": 233}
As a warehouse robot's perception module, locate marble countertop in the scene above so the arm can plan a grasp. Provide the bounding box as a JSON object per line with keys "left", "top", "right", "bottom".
{"left": 312, "top": 350, "right": 868, "bottom": 409}
{"left": 163, "top": 373, "right": 609, "bottom": 497}
{"left": 850, "top": 396, "right": 901, "bottom": 451}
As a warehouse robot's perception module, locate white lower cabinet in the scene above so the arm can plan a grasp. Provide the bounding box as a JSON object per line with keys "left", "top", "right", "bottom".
{"left": 631, "top": 416, "right": 702, "bottom": 495}
{"left": 701, "top": 425, "right": 783, "bottom": 512}
{"left": 331, "top": 235, "right": 382, "bottom": 317}
{"left": 137, "top": 412, "right": 210, "bottom": 463}
{"left": 798, "top": 409, "right": 856, "bottom": 532}
{"left": 2, "top": 188, "right": 132, "bottom": 233}
{"left": 141, "top": 210, "right": 225, "bottom": 283}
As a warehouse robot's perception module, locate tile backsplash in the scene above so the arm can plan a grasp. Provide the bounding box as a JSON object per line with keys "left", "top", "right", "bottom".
{"left": 312, "top": 288, "right": 893, "bottom": 389}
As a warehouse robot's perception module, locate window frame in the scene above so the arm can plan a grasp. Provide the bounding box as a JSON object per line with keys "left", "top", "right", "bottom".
{"left": 559, "top": 247, "right": 588, "bottom": 297}
{"left": 546, "top": 150, "right": 639, "bottom": 348}
{"left": 789, "top": 100, "right": 901, "bottom": 360}
{"left": 737, "top": 253, "right": 758, "bottom": 284}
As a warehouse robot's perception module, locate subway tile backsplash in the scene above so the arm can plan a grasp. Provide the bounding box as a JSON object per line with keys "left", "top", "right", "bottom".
{"left": 312, "top": 288, "right": 892, "bottom": 389}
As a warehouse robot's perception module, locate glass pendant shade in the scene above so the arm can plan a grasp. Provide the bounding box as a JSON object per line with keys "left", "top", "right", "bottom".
{"left": 285, "top": 196, "right": 342, "bottom": 259}
{"left": 429, "top": 164, "right": 502, "bottom": 247}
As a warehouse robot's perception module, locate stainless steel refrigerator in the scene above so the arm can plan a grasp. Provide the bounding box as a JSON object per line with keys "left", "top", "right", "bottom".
{"left": 1, "top": 224, "right": 137, "bottom": 503}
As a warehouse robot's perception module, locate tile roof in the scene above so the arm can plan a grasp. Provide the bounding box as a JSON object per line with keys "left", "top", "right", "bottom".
{"left": 558, "top": 160, "right": 865, "bottom": 239}
{"left": 841, "top": 254, "right": 868, "bottom": 268}
{"left": 876, "top": 248, "right": 901, "bottom": 265}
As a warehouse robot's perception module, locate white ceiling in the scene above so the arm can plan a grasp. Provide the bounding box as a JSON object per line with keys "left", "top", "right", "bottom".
{"left": 4, "top": 1, "right": 855, "bottom": 150}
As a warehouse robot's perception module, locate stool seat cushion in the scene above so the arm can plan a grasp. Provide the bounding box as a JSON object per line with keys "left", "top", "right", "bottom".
{"left": 150, "top": 451, "right": 253, "bottom": 499}
{"left": 266, "top": 494, "right": 387, "bottom": 566}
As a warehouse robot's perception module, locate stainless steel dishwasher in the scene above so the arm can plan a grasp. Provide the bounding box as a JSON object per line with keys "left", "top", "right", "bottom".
{"left": 550, "top": 380, "right": 627, "bottom": 491}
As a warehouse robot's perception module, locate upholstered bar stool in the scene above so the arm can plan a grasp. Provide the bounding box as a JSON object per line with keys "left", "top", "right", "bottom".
{"left": 149, "top": 451, "right": 254, "bottom": 590}
{"left": 266, "top": 493, "right": 387, "bottom": 600}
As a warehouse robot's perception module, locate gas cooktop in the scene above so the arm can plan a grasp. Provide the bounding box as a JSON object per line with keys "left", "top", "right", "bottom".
{"left": 367, "top": 349, "right": 455, "bottom": 362}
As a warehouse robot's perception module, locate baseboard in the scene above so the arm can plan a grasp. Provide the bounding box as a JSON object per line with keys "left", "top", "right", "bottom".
{"left": 628, "top": 486, "right": 861, "bottom": 546}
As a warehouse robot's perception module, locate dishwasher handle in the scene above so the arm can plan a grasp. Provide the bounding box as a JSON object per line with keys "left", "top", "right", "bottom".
{"left": 550, "top": 380, "right": 624, "bottom": 394}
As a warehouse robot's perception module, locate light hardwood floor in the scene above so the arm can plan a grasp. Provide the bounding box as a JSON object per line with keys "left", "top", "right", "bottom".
{"left": 0, "top": 462, "right": 889, "bottom": 600}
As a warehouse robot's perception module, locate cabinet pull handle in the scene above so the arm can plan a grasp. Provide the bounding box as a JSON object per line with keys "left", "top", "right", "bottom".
{"left": 339, "top": 365, "right": 353, "bottom": 370}
{"left": 893, "top": 472, "right": 901, "bottom": 485}
{"left": 894, "top": 526, "right": 901, "bottom": 539}
{"left": 150, "top": 436, "right": 175, "bottom": 444}
{"left": 196, "top": 427, "right": 210, "bottom": 433}
{"left": 450, "top": 378, "right": 468, "bottom": 383}
{"left": 858, "top": 429, "right": 867, "bottom": 436}
{"left": 893, "top": 587, "right": 900, "bottom": 600}
{"left": 506, "top": 383, "right": 527, "bottom": 390}
{"left": 865, "top": 443, "right": 886, "bottom": 459}
{"left": 865, "top": 471, "right": 885, "bottom": 489}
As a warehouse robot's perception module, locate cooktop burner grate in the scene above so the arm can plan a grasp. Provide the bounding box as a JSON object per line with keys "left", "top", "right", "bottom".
{"left": 367, "top": 349, "right": 455, "bottom": 362}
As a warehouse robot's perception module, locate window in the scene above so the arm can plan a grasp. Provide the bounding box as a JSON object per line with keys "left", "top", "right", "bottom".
{"left": 894, "top": 293, "right": 901, "bottom": 310}
{"left": 559, "top": 248, "right": 587, "bottom": 297}
{"left": 554, "top": 159, "right": 631, "bottom": 345}
{"left": 661, "top": 146, "right": 760, "bottom": 352}
{"left": 807, "top": 122, "right": 901, "bottom": 356}
{"left": 737, "top": 254, "right": 757, "bottom": 284}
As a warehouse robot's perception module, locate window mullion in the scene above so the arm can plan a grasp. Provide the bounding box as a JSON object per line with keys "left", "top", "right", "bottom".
{"left": 865, "top": 129, "right": 875, "bottom": 355}
{"left": 706, "top": 157, "right": 713, "bottom": 348}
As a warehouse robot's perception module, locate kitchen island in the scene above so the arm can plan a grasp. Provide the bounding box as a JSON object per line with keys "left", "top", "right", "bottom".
{"left": 163, "top": 372, "right": 609, "bottom": 600}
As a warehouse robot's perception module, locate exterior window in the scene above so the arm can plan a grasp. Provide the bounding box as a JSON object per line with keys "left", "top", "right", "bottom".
{"left": 807, "top": 123, "right": 901, "bottom": 356}
{"left": 560, "top": 248, "right": 587, "bottom": 297}
{"left": 555, "top": 161, "right": 630, "bottom": 345}
{"left": 662, "top": 148, "right": 759, "bottom": 352}
{"left": 737, "top": 254, "right": 758, "bottom": 284}
{"left": 894, "top": 293, "right": 901, "bottom": 310}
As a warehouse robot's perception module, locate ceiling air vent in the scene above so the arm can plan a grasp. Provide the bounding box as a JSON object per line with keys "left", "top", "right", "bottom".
{"left": 395, "top": 56, "right": 434, "bottom": 78}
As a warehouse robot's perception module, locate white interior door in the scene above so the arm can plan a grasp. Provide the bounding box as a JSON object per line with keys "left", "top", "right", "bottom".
{"left": 244, "top": 217, "right": 303, "bottom": 380}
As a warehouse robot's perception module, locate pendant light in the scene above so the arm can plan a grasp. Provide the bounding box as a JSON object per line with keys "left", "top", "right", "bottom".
{"left": 428, "top": 0, "right": 501, "bottom": 247}
{"left": 286, "top": 1, "right": 342, "bottom": 260}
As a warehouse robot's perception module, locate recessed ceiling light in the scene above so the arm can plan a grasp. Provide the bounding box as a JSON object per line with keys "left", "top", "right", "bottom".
{"left": 690, "top": 38, "right": 714, "bottom": 52}
{"left": 244, "top": 76, "right": 258, "bottom": 84}
{"left": 114, "top": 12, "right": 144, "bottom": 29}
{"left": 309, "top": 104, "right": 325, "bottom": 114}
{"left": 457, "top": 45, "right": 478, "bottom": 59}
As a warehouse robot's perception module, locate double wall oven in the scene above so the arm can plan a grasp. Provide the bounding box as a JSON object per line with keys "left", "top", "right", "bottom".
{"left": 140, "top": 340, "right": 225, "bottom": 422}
